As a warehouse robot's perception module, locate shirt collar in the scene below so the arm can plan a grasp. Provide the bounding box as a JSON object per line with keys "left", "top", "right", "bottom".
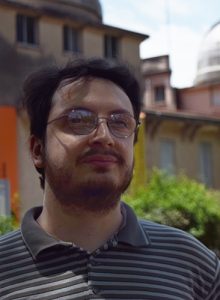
{"left": 117, "top": 202, "right": 150, "bottom": 247}
{"left": 21, "top": 207, "right": 72, "bottom": 260}
{"left": 21, "top": 202, "right": 150, "bottom": 260}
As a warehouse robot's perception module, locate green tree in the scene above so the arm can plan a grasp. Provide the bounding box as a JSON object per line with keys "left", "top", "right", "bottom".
{"left": 125, "top": 169, "right": 220, "bottom": 253}
{"left": 0, "top": 215, "right": 16, "bottom": 235}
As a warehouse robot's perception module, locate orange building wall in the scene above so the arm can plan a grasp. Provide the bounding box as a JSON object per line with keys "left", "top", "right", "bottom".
{"left": 0, "top": 107, "right": 18, "bottom": 216}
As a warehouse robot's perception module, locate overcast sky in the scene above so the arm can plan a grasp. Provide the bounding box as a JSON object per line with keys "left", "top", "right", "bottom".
{"left": 100, "top": 0, "right": 220, "bottom": 88}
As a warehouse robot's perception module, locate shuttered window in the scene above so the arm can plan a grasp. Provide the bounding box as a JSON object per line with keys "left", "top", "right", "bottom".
{"left": 16, "top": 14, "right": 37, "bottom": 45}
{"left": 63, "top": 26, "right": 80, "bottom": 53}
{"left": 104, "top": 35, "right": 119, "bottom": 59}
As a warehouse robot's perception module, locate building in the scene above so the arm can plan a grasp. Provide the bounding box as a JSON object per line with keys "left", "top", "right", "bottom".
{"left": 142, "top": 21, "right": 220, "bottom": 189}
{"left": 0, "top": 0, "right": 148, "bottom": 218}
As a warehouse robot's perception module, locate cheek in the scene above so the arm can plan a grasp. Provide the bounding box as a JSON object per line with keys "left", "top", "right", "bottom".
{"left": 45, "top": 129, "right": 88, "bottom": 162}
{"left": 120, "top": 139, "right": 134, "bottom": 163}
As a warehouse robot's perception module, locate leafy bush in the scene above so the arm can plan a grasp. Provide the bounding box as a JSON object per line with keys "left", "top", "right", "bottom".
{"left": 0, "top": 216, "right": 16, "bottom": 235}
{"left": 124, "top": 169, "right": 220, "bottom": 253}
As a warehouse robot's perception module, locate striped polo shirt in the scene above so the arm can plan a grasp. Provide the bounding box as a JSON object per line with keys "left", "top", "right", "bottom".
{"left": 0, "top": 202, "right": 220, "bottom": 300}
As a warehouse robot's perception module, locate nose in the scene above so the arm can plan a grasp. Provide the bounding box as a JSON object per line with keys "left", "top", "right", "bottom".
{"left": 89, "top": 119, "right": 114, "bottom": 146}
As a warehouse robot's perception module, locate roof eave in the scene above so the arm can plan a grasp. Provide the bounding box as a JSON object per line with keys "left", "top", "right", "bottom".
{"left": 143, "top": 109, "right": 220, "bottom": 125}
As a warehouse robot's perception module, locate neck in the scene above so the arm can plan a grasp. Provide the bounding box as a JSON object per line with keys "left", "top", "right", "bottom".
{"left": 37, "top": 196, "right": 123, "bottom": 252}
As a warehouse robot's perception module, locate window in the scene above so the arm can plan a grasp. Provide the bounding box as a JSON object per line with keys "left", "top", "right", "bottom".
{"left": 212, "top": 90, "right": 220, "bottom": 106}
{"left": 16, "top": 14, "right": 37, "bottom": 45}
{"left": 160, "top": 139, "right": 175, "bottom": 175}
{"left": 104, "top": 35, "right": 119, "bottom": 59}
{"left": 154, "top": 85, "right": 165, "bottom": 102}
{"left": 199, "top": 142, "right": 213, "bottom": 187}
{"left": 63, "top": 26, "right": 80, "bottom": 53}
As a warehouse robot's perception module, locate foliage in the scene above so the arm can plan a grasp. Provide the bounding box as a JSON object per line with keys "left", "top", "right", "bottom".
{"left": 130, "top": 115, "right": 147, "bottom": 192}
{"left": 0, "top": 215, "right": 16, "bottom": 235}
{"left": 124, "top": 169, "right": 220, "bottom": 252}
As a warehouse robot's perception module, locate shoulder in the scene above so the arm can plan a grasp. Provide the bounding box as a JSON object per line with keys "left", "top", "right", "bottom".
{"left": 0, "top": 229, "right": 22, "bottom": 244}
{"left": 140, "top": 217, "right": 207, "bottom": 245}
{"left": 0, "top": 229, "right": 25, "bottom": 256}
{"left": 139, "top": 218, "right": 218, "bottom": 269}
{"left": 138, "top": 219, "right": 220, "bottom": 299}
{"left": 139, "top": 218, "right": 214, "bottom": 253}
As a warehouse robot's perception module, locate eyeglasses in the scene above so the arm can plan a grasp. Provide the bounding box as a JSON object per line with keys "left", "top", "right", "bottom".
{"left": 47, "top": 108, "right": 140, "bottom": 138}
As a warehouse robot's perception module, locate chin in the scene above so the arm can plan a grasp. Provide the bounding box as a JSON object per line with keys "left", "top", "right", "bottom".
{"left": 53, "top": 173, "right": 131, "bottom": 214}
{"left": 46, "top": 161, "right": 133, "bottom": 213}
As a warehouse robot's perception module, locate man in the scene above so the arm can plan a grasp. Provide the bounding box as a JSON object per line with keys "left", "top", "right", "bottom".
{"left": 0, "top": 58, "right": 219, "bottom": 299}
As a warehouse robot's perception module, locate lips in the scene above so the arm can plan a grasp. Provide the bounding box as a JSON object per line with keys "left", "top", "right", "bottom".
{"left": 78, "top": 148, "right": 122, "bottom": 168}
{"left": 80, "top": 154, "right": 118, "bottom": 166}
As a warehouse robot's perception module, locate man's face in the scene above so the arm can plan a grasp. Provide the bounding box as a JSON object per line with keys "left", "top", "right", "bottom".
{"left": 38, "top": 78, "right": 136, "bottom": 213}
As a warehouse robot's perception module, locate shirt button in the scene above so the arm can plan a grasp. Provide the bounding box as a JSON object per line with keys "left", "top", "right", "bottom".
{"left": 112, "top": 239, "right": 118, "bottom": 247}
{"left": 103, "top": 244, "right": 108, "bottom": 250}
{"left": 92, "top": 287, "right": 100, "bottom": 294}
{"left": 95, "top": 249, "right": 101, "bottom": 255}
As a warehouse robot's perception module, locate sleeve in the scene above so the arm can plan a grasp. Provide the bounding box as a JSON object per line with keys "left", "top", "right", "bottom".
{"left": 206, "top": 257, "right": 220, "bottom": 300}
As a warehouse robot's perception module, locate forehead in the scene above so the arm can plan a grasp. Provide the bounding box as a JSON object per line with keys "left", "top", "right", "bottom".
{"left": 50, "top": 77, "right": 134, "bottom": 116}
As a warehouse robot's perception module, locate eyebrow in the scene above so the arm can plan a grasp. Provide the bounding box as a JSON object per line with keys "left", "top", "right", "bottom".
{"left": 108, "top": 109, "right": 134, "bottom": 116}
{"left": 63, "top": 107, "right": 134, "bottom": 116}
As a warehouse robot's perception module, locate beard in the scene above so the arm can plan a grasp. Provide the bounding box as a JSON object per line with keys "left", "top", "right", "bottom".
{"left": 44, "top": 152, "right": 134, "bottom": 215}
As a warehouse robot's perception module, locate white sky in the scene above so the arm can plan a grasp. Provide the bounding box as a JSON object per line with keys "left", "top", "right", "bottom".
{"left": 100, "top": 0, "right": 220, "bottom": 88}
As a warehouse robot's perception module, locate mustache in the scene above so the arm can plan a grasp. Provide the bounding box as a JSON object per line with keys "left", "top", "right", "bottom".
{"left": 77, "top": 148, "right": 124, "bottom": 164}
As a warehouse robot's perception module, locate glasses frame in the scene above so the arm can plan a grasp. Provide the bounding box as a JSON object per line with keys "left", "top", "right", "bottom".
{"left": 47, "top": 109, "right": 141, "bottom": 139}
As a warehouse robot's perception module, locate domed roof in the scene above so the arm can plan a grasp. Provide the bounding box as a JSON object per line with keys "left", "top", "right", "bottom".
{"left": 195, "top": 21, "right": 220, "bottom": 85}
{"left": 9, "top": 0, "right": 102, "bottom": 22}
{"left": 60, "top": 0, "right": 102, "bottom": 21}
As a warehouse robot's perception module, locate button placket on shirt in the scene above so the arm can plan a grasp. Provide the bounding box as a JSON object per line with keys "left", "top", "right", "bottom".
{"left": 87, "top": 238, "right": 118, "bottom": 295}
{"left": 87, "top": 248, "right": 102, "bottom": 294}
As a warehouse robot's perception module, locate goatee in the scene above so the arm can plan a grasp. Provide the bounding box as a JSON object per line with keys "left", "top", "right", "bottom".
{"left": 45, "top": 160, "right": 134, "bottom": 215}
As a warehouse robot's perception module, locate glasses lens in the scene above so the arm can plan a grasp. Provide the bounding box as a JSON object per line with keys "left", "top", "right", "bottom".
{"left": 109, "top": 114, "right": 136, "bottom": 138}
{"left": 68, "top": 109, "right": 96, "bottom": 135}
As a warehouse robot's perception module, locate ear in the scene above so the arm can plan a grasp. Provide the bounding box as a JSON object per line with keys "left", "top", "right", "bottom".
{"left": 29, "top": 135, "right": 44, "bottom": 168}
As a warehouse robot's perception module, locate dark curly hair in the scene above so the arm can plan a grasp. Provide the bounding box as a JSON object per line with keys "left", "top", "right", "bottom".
{"left": 22, "top": 57, "right": 141, "bottom": 188}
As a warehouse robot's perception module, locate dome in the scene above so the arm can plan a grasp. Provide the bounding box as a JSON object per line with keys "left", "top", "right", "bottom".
{"left": 65, "top": 0, "right": 102, "bottom": 15}
{"left": 10, "top": 0, "right": 102, "bottom": 22}
{"left": 59, "top": 0, "right": 102, "bottom": 21}
{"left": 195, "top": 21, "right": 220, "bottom": 85}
